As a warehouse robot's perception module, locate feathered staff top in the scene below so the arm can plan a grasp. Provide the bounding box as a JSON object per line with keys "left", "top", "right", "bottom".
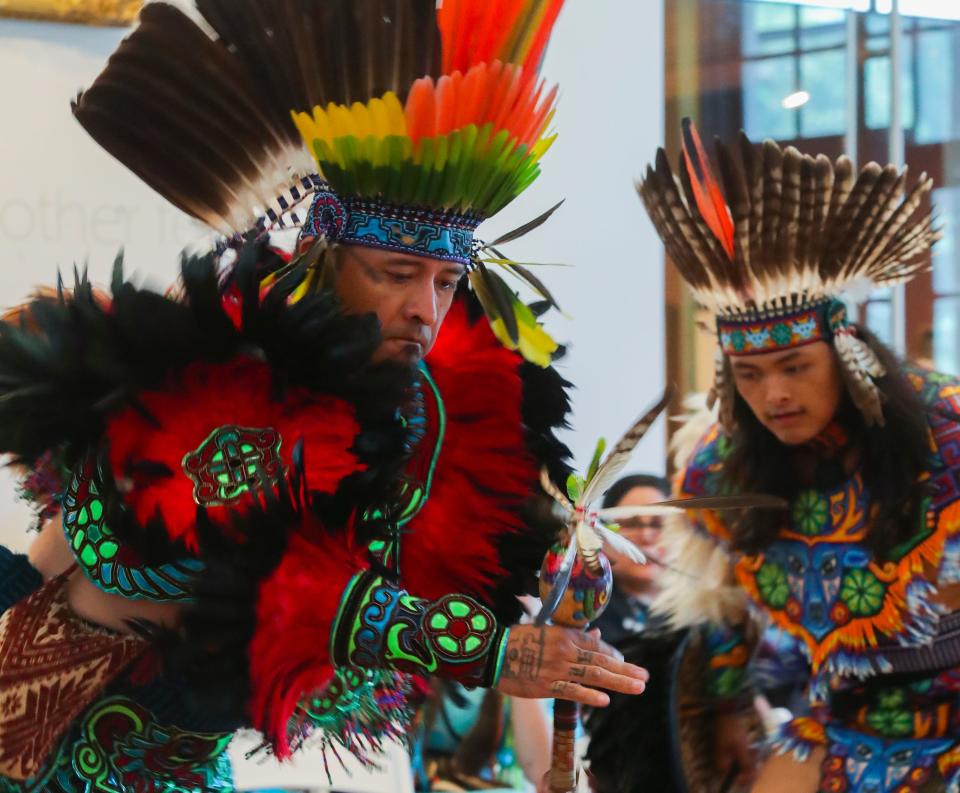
{"left": 72, "top": 0, "right": 566, "bottom": 366}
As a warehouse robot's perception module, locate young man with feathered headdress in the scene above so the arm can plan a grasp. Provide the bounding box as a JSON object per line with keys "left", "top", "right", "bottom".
{"left": 638, "top": 121, "right": 960, "bottom": 792}
{"left": 0, "top": 3, "right": 652, "bottom": 790}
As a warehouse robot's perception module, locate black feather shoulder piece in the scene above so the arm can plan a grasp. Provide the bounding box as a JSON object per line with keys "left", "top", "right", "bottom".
{"left": 0, "top": 239, "right": 415, "bottom": 559}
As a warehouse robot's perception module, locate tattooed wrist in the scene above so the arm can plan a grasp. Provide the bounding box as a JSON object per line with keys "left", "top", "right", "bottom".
{"left": 500, "top": 626, "right": 546, "bottom": 681}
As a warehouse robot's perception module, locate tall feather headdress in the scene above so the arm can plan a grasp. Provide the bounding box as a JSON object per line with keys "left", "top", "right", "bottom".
{"left": 638, "top": 120, "right": 940, "bottom": 426}
{"left": 72, "top": 0, "right": 565, "bottom": 366}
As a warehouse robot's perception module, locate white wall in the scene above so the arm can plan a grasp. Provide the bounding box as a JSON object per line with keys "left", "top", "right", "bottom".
{"left": 0, "top": 17, "right": 209, "bottom": 551}
{"left": 484, "top": 0, "right": 668, "bottom": 477}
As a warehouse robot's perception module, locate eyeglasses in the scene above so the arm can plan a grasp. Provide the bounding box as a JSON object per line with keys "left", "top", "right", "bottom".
{"left": 616, "top": 517, "right": 663, "bottom": 531}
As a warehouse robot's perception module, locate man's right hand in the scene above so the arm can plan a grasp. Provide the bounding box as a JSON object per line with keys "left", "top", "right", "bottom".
{"left": 495, "top": 625, "right": 648, "bottom": 707}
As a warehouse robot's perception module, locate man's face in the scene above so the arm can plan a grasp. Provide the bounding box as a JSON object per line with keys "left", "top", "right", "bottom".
{"left": 729, "top": 340, "right": 845, "bottom": 445}
{"left": 312, "top": 241, "right": 464, "bottom": 364}
{"left": 607, "top": 485, "right": 667, "bottom": 595}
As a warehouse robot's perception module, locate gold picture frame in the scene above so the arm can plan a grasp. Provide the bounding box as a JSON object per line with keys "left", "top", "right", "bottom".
{"left": 0, "top": 0, "right": 141, "bottom": 26}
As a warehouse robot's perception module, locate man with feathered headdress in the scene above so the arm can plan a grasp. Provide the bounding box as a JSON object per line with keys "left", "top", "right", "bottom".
{"left": 637, "top": 121, "right": 960, "bottom": 792}
{"left": 0, "top": 4, "right": 651, "bottom": 791}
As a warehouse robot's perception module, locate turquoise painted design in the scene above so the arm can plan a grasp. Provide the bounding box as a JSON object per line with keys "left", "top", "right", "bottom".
{"left": 716, "top": 298, "right": 845, "bottom": 355}
{"left": 820, "top": 726, "right": 954, "bottom": 793}
{"left": 397, "top": 365, "right": 445, "bottom": 528}
{"left": 181, "top": 425, "right": 284, "bottom": 508}
{"left": 332, "top": 574, "right": 503, "bottom": 687}
{"left": 62, "top": 457, "right": 203, "bottom": 603}
{"left": 0, "top": 696, "right": 234, "bottom": 793}
{"left": 366, "top": 364, "right": 445, "bottom": 571}
{"left": 301, "top": 186, "right": 481, "bottom": 265}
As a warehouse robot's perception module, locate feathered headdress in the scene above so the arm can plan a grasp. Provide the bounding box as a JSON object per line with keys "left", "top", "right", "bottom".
{"left": 72, "top": 0, "right": 565, "bottom": 366}
{"left": 638, "top": 119, "right": 939, "bottom": 426}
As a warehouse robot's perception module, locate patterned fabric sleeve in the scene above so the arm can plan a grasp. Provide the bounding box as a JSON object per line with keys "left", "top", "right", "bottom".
{"left": 330, "top": 571, "right": 509, "bottom": 687}
{"left": 246, "top": 532, "right": 508, "bottom": 760}
{"left": 653, "top": 424, "right": 750, "bottom": 630}
{"left": 703, "top": 624, "right": 752, "bottom": 704}
{"left": 653, "top": 422, "right": 753, "bottom": 702}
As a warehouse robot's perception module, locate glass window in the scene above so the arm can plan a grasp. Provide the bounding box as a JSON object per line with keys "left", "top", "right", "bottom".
{"left": 743, "top": 56, "right": 799, "bottom": 139}
{"left": 799, "top": 50, "right": 846, "bottom": 136}
{"left": 932, "top": 187, "right": 960, "bottom": 294}
{"left": 743, "top": 7, "right": 797, "bottom": 56}
{"left": 800, "top": 7, "right": 847, "bottom": 48}
{"left": 864, "top": 43, "right": 915, "bottom": 130}
{"left": 914, "top": 29, "right": 954, "bottom": 144}
{"left": 934, "top": 297, "right": 960, "bottom": 373}
{"left": 866, "top": 11, "right": 891, "bottom": 37}
{"left": 865, "top": 300, "right": 894, "bottom": 347}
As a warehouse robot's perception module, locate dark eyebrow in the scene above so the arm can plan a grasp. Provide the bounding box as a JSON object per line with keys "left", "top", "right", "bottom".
{"left": 773, "top": 351, "right": 803, "bottom": 366}
{"left": 731, "top": 360, "right": 761, "bottom": 372}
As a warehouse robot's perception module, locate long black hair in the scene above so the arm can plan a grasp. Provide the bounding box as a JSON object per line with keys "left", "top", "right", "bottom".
{"left": 720, "top": 326, "right": 933, "bottom": 559}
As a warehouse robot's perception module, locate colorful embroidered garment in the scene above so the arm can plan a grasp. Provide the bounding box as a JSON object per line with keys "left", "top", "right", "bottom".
{"left": 0, "top": 2, "right": 573, "bottom": 787}
{"left": 0, "top": 248, "right": 570, "bottom": 787}
{"left": 670, "top": 369, "right": 960, "bottom": 791}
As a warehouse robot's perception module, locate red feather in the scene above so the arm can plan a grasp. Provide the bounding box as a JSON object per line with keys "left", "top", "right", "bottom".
{"left": 398, "top": 299, "right": 538, "bottom": 604}
{"left": 106, "top": 357, "right": 363, "bottom": 550}
{"left": 681, "top": 118, "right": 735, "bottom": 260}
{"left": 244, "top": 301, "right": 544, "bottom": 754}
{"left": 247, "top": 529, "right": 369, "bottom": 757}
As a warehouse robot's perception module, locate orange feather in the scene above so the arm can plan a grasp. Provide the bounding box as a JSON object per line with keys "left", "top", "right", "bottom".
{"left": 681, "top": 118, "right": 735, "bottom": 260}
{"left": 401, "top": 62, "right": 556, "bottom": 150}
{"left": 405, "top": 78, "right": 438, "bottom": 142}
{"left": 435, "top": 73, "right": 459, "bottom": 137}
{"left": 438, "top": 0, "right": 566, "bottom": 74}
{"left": 523, "top": 0, "right": 565, "bottom": 72}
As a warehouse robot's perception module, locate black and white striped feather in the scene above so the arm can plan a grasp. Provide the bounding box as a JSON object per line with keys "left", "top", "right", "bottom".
{"left": 72, "top": 0, "right": 442, "bottom": 237}
{"left": 637, "top": 126, "right": 939, "bottom": 318}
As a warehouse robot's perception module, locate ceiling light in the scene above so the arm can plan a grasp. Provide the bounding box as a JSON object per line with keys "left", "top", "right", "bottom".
{"left": 782, "top": 90, "right": 811, "bottom": 109}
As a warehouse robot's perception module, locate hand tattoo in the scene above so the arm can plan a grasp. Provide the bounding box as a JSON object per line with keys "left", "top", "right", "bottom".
{"left": 501, "top": 628, "right": 545, "bottom": 680}
{"left": 576, "top": 649, "right": 593, "bottom": 664}
{"left": 570, "top": 666, "right": 587, "bottom": 679}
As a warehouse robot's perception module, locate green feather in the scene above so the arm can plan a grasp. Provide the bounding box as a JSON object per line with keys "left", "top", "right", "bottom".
{"left": 586, "top": 438, "right": 607, "bottom": 485}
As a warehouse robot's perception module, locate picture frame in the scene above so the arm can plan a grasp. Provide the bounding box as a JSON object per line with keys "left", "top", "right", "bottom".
{"left": 0, "top": 0, "right": 141, "bottom": 26}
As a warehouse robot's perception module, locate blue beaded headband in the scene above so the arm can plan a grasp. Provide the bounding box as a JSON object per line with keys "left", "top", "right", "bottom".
{"left": 717, "top": 298, "right": 848, "bottom": 356}
{"left": 299, "top": 184, "right": 482, "bottom": 266}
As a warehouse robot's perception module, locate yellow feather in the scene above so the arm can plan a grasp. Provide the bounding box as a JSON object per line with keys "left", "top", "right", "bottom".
{"left": 490, "top": 309, "right": 558, "bottom": 368}
{"left": 532, "top": 133, "right": 557, "bottom": 159}
{"left": 489, "top": 317, "right": 518, "bottom": 352}
{"left": 516, "top": 319, "right": 557, "bottom": 368}
{"left": 350, "top": 101, "right": 373, "bottom": 140}
{"left": 328, "top": 104, "right": 355, "bottom": 139}
{"left": 368, "top": 96, "right": 402, "bottom": 139}
{"left": 312, "top": 106, "right": 333, "bottom": 141}
{"left": 291, "top": 110, "right": 321, "bottom": 148}
{"left": 383, "top": 92, "right": 407, "bottom": 134}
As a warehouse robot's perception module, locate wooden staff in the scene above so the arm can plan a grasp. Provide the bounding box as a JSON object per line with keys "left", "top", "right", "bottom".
{"left": 539, "top": 540, "right": 613, "bottom": 793}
